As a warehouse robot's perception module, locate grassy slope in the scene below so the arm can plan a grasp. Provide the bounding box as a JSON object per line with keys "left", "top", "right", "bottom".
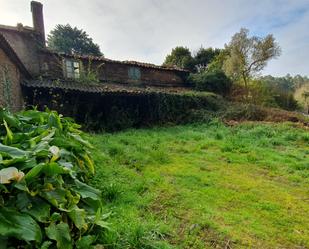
{"left": 88, "top": 122, "right": 309, "bottom": 249}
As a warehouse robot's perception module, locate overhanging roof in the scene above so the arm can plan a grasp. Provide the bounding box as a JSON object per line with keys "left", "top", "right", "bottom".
{"left": 40, "top": 49, "right": 189, "bottom": 73}
{"left": 22, "top": 79, "right": 193, "bottom": 95}
{"left": 0, "top": 34, "right": 32, "bottom": 78}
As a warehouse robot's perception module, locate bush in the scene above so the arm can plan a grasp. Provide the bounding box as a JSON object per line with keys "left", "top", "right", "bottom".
{"left": 230, "top": 80, "right": 300, "bottom": 111}
{"left": 0, "top": 108, "right": 107, "bottom": 248}
{"left": 188, "top": 69, "right": 232, "bottom": 95}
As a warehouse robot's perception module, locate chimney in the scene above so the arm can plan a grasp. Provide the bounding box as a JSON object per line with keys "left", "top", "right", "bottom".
{"left": 31, "top": 1, "right": 45, "bottom": 46}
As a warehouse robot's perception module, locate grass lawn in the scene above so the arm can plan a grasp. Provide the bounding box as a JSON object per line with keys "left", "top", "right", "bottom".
{"left": 87, "top": 121, "right": 309, "bottom": 249}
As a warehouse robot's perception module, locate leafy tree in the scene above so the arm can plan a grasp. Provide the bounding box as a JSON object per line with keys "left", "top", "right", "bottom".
{"left": 223, "top": 28, "right": 281, "bottom": 90}
{"left": 163, "top": 46, "right": 195, "bottom": 70}
{"left": 260, "top": 75, "right": 295, "bottom": 92}
{"left": 207, "top": 49, "right": 229, "bottom": 72}
{"left": 47, "top": 24, "right": 103, "bottom": 56}
{"left": 193, "top": 47, "right": 221, "bottom": 71}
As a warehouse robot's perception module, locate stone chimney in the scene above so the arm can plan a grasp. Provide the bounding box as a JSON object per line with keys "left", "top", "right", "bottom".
{"left": 31, "top": 1, "right": 45, "bottom": 46}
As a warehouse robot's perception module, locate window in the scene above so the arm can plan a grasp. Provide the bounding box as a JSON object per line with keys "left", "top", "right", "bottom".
{"left": 128, "top": 67, "right": 141, "bottom": 81}
{"left": 64, "top": 59, "right": 80, "bottom": 79}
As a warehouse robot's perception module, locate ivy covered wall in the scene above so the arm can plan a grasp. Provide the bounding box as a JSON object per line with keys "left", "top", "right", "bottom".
{"left": 0, "top": 48, "right": 24, "bottom": 112}
{"left": 23, "top": 87, "right": 224, "bottom": 131}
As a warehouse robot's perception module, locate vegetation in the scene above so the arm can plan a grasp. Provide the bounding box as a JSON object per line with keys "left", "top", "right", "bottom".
{"left": 294, "top": 84, "right": 309, "bottom": 113}
{"left": 163, "top": 46, "right": 195, "bottom": 70}
{"left": 163, "top": 46, "right": 222, "bottom": 72}
{"left": 193, "top": 47, "right": 222, "bottom": 72}
{"left": 47, "top": 24, "right": 103, "bottom": 56}
{"left": 89, "top": 122, "right": 309, "bottom": 248}
{"left": 188, "top": 69, "right": 232, "bottom": 95}
{"left": 0, "top": 109, "right": 107, "bottom": 248}
{"left": 223, "top": 28, "right": 281, "bottom": 91}
{"left": 260, "top": 74, "right": 309, "bottom": 112}
{"left": 161, "top": 29, "right": 308, "bottom": 113}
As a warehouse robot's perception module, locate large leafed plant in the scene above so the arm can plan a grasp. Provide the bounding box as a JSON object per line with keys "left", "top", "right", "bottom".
{"left": 0, "top": 109, "right": 107, "bottom": 248}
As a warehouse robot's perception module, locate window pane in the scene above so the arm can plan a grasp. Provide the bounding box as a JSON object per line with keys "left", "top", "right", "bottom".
{"left": 64, "top": 59, "right": 80, "bottom": 78}
{"left": 66, "top": 60, "right": 72, "bottom": 67}
{"left": 128, "top": 67, "right": 141, "bottom": 80}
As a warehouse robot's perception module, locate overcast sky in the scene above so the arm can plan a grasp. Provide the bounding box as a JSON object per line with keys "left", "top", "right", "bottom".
{"left": 1, "top": 0, "right": 308, "bottom": 76}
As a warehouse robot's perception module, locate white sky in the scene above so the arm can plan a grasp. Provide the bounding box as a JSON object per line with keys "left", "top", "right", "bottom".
{"left": 1, "top": 0, "right": 308, "bottom": 76}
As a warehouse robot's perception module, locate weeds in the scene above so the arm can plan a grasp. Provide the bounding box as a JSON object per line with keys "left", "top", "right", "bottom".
{"left": 89, "top": 121, "right": 309, "bottom": 248}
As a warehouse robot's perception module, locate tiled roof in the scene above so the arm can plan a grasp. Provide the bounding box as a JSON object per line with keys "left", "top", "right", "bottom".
{"left": 0, "top": 34, "right": 32, "bottom": 78}
{"left": 40, "top": 49, "right": 189, "bottom": 73}
{"left": 22, "top": 79, "right": 192, "bottom": 95}
{"left": 0, "top": 24, "right": 34, "bottom": 33}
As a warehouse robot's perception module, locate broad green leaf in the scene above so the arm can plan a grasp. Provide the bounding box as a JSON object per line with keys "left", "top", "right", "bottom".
{"left": 72, "top": 179, "right": 101, "bottom": 200}
{"left": 0, "top": 157, "right": 27, "bottom": 167}
{"left": 48, "top": 112, "right": 63, "bottom": 130}
{"left": 25, "top": 163, "right": 45, "bottom": 181}
{"left": 0, "top": 109, "right": 21, "bottom": 129}
{"left": 26, "top": 162, "right": 69, "bottom": 182}
{"left": 76, "top": 235, "right": 96, "bottom": 249}
{"left": 45, "top": 222, "right": 72, "bottom": 249}
{"left": 68, "top": 133, "right": 93, "bottom": 149}
{"left": 0, "top": 207, "right": 42, "bottom": 243}
{"left": 40, "top": 185, "right": 68, "bottom": 208}
{"left": 43, "top": 162, "right": 70, "bottom": 176}
{"left": 68, "top": 206, "right": 87, "bottom": 230}
{"left": 29, "top": 129, "right": 54, "bottom": 148}
{"left": 0, "top": 143, "right": 27, "bottom": 158}
{"left": 16, "top": 193, "right": 50, "bottom": 222}
{"left": 41, "top": 241, "right": 53, "bottom": 249}
{"left": 17, "top": 109, "right": 48, "bottom": 124}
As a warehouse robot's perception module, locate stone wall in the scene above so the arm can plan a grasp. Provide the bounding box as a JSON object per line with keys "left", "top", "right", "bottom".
{"left": 97, "top": 61, "right": 187, "bottom": 86}
{"left": 0, "top": 26, "right": 42, "bottom": 76}
{"left": 39, "top": 52, "right": 188, "bottom": 86}
{"left": 0, "top": 48, "right": 24, "bottom": 112}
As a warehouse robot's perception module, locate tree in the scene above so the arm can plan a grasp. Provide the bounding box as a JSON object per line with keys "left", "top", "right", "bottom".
{"left": 193, "top": 47, "right": 221, "bottom": 71}
{"left": 223, "top": 28, "right": 281, "bottom": 90}
{"left": 47, "top": 24, "right": 103, "bottom": 56}
{"left": 163, "top": 46, "right": 194, "bottom": 70}
{"left": 207, "top": 49, "right": 229, "bottom": 72}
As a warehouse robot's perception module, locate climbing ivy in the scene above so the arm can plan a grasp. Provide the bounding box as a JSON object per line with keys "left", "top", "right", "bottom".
{"left": 1, "top": 65, "right": 12, "bottom": 110}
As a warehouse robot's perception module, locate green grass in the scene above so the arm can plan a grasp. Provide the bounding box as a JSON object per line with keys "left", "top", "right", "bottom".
{"left": 87, "top": 121, "right": 309, "bottom": 249}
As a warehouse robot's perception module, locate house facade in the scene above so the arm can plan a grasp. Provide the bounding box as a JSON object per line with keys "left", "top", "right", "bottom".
{"left": 0, "top": 34, "right": 31, "bottom": 112}
{"left": 0, "top": 1, "right": 189, "bottom": 112}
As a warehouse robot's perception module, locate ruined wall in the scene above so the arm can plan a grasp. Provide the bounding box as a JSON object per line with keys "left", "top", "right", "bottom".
{"left": 0, "top": 27, "right": 42, "bottom": 76}
{"left": 0, "top": 48, "right": 24, "bottom": 112}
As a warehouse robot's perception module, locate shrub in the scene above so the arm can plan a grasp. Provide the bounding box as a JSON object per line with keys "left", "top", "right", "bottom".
{"left": 188, "top": 69, "right": 232, "bottom": 95}
{"left": 230, "top": 80, "right": 300, "bottom": 111}
{"left": 0, "top": 108, "right": 107, "bottom": 248}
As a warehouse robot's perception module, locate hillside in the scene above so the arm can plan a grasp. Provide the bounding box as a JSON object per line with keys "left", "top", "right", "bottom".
{"left": 88, "top": 122, "right": 309, "bottom": 248}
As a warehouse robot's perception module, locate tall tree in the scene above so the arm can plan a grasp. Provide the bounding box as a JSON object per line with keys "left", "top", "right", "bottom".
{"left": 163, "top": 46, "right": 194, "bottom": 70}
{"left": 193, "top": 47, "right": 221, "bottom": 71}
{"left": 47, "top": 24, "right": 103, "bottom": 56}
{"left": 223, "top": 28, "right": 281, "bottom": 89}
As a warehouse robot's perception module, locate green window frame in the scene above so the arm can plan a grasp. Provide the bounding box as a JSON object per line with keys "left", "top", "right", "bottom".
{"left": 64, "top": 59, "right": 81, "bottom": 79}
{"left": 128, "top": 67, "right": 141, "bottom": 81}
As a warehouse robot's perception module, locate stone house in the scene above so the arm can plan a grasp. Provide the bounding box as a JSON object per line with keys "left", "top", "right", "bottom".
{"left": 0, "top": 1, "right": 189, "bottom": 113}
{"left": 0, "top": 34, "right": 31, "bottom": 112}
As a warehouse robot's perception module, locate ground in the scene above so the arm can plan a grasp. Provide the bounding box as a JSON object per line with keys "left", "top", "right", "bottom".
{"left": 87, "top": 121, "right": 309, "bottom": 249}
